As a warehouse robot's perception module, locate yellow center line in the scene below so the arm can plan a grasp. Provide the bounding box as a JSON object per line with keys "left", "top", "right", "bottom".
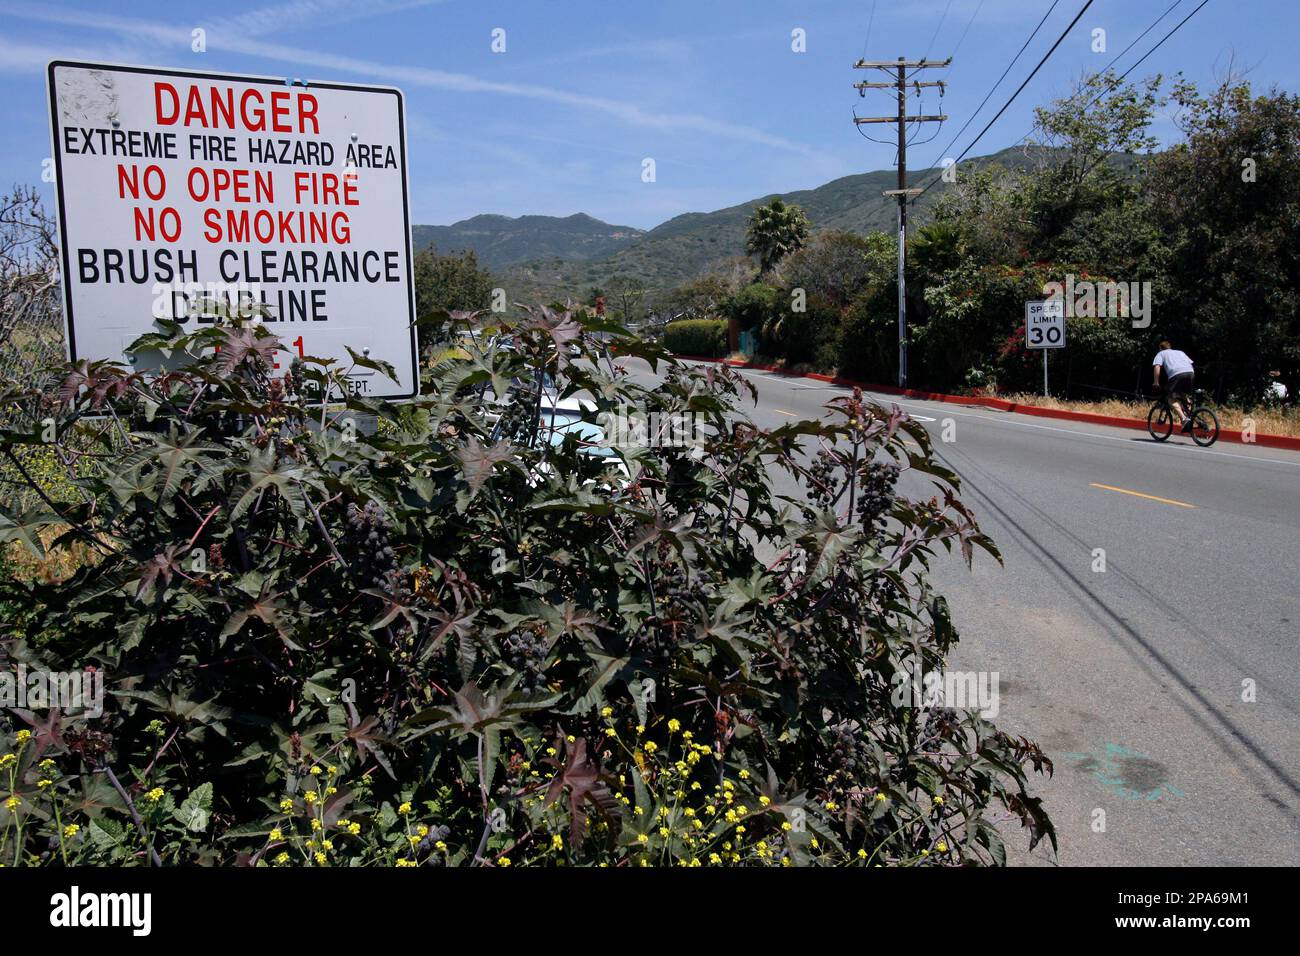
{"left": 773, "top": 408, "right": 797, "bottom": 417}
{"left": 1089, "top": 483, "right": 1197, "bottom": 509}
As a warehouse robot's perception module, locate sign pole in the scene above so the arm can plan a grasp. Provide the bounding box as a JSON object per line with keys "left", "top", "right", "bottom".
{"left": 1043, "top": 349, "right": 1049, "bottom": 397}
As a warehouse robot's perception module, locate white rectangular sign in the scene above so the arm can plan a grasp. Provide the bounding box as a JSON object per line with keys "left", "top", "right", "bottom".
{"left": 1025, "top": 299, "right": 1065, "bottom": 350}
{"left": 47, "top": 61, "right": 418, "bottom": 399}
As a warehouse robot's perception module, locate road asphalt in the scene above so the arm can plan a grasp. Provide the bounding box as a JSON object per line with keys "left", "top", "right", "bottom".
{"left": 620, "top": 357, "right": 1300, "bottom": 866}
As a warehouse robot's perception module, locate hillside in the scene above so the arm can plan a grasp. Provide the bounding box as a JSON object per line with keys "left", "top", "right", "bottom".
{"left": 411, "top": 213, "right": 644, "bottom": 270}
{"left": 413, "top": 145, "right": 1050, "bottom": 302}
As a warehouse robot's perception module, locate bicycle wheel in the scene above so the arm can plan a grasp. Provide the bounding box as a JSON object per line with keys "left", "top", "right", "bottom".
{"left": 1190, "top": 407, "right": 1219, "bottom": 447}
{"left": 1147, "top": 403, "right": 1173, "bottom": 441}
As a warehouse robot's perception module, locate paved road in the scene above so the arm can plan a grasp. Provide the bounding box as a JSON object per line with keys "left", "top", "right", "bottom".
{"left": 621, "top": 358, "right": 1300, "bottom": 866}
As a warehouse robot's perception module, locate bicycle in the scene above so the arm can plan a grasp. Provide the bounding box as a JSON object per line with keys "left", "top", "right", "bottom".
{"left": 1147, "top": 388, "right": 1219, "bottom": 446}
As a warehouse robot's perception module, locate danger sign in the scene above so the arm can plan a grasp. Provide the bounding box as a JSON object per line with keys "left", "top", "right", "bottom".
{"left": 47, "top": 61, "right": 419, "bottom": 399}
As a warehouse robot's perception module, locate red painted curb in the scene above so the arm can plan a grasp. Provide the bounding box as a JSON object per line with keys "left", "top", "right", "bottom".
{"left": 671, "top": 355, "right": 1300, "bottom": 452}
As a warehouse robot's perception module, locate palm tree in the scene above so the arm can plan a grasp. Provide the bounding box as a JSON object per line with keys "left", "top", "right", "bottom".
{"left": 745, "top": 198, "right": 810, "bottom": 275}
{"left": 909, "top": 221, "right": 966, "bottom": 278}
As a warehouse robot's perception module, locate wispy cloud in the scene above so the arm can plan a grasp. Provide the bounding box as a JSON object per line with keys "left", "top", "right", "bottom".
{"left": 199, "top": 0, "right": 449, "bottom": 42}
{"left": 0, "top": 3, "right": 818, "bottom": 155}
{"left": 0, "top": 35, "right": 145, "bottom": 74}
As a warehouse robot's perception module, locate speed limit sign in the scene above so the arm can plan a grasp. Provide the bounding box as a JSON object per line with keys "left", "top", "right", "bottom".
{"left": 1025, "top": 299, "right": 1066, "bottom": 349}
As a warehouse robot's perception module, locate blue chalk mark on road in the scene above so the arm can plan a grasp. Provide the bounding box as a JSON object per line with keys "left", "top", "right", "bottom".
{"left": 1061, "top": 742, "right": 1186, "bottom": 802}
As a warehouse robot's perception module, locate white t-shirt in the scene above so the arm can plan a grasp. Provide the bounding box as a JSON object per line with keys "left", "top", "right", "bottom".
{"left": 1153, "top": 349, "right": 1194, "bottom": 377}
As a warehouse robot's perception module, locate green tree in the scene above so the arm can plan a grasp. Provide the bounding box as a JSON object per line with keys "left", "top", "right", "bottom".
{"left": 745, "top": 198, "right": 810, "bottom": 276}
{"left": 604, "top": 274, "right": 648, "bottom": 323}
{"left": 413, "top": 246, "right": 494, "bottom": 322}
{"left": 1147, "top": 77, "right": 1300, "bottom": 401}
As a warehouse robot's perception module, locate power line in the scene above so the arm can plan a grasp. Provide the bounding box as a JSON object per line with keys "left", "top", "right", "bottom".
{"left": 911, "top": 0, "right": 1096, "bottom": 203}
{"left": 1011, "top": 0, "right": 1186, "bottom": 148}
{"left": 922, "top": 0, "right": 1062, "bottom": 178}
{"left": 860, "top": 0, "right": 878, "bottom": 60}
{"left": 1109, "top": 0, "right": 1209, "bottom": 84}
{"left": 924, "top": 0, "right": 956, "bottom": 60}
{"left": 948, "top": 0, "right": 987, "bottom": 61}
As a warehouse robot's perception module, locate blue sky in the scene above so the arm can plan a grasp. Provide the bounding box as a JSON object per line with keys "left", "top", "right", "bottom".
{"left": 2, "top": 0, "right": 1297, "bottom": 230}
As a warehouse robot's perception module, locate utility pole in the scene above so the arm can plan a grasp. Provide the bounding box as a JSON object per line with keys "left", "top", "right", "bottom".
{"left": 854, "top": 56, "right": 949, "bottom": 388}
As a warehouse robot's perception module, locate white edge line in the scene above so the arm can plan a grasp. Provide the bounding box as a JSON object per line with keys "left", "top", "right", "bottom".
{"left": 717, "top": 364, "right": 1300, "bottom": 469}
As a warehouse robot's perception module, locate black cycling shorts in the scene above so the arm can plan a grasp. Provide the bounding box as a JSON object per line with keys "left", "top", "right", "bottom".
{"left": 1165, "top": 371, "right": 1194, "bottom": 401}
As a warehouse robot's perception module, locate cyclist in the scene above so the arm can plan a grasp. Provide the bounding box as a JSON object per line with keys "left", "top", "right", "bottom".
{"left": 1152, "top": 340, "right": 1195, "bottom": 434}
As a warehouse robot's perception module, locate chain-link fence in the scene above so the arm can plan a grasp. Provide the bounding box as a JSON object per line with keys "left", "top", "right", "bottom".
{"left": 0, "top": 186, "right": 71, "bottom": 509}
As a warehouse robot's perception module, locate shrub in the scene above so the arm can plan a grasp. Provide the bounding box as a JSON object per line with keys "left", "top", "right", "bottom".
{"left": 839, "top": 285, "right": 899, "bottom": 382}
{"left": 0, "top": 307, "right": 1053, "bottom": 866}
{"left": 663, "top": 318, "right": 728, "bottom": 357}
{"left": 725, "top": 282, "right": 779, "bottom": 332}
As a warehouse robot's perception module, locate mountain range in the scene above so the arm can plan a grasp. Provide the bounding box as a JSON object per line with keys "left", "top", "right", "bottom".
{"left": 410, "top": 146, "right": 1039, "bottom": 301}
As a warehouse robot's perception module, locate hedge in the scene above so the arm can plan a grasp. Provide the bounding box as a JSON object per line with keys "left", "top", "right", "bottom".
{"left": 664, "top": 318, "right": 728, "bottom": 357}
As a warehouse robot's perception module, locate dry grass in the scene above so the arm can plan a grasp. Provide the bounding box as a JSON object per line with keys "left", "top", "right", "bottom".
{"left": 995, "top": 393, "right": 1300, "bottom": 438}
{"left": 3, "top": 525, "right": 104, "bottom": 584}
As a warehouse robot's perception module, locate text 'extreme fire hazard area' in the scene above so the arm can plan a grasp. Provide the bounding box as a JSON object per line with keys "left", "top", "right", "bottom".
{"left": 48, "top": 61, "right": 418, "bottom": 399}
